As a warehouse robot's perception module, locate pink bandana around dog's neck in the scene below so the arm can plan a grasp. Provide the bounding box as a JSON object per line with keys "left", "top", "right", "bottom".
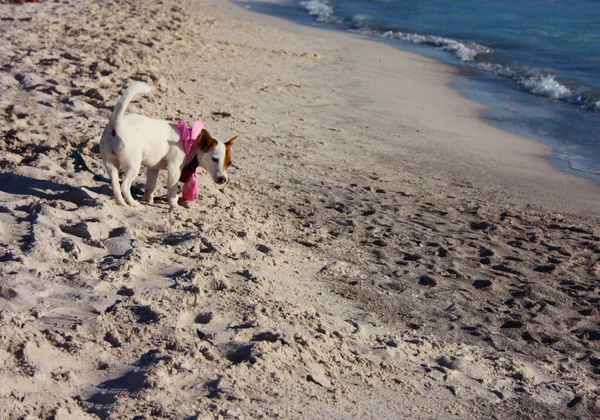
{"left": 178, "top": 120, "right": 204, "bottom": 202}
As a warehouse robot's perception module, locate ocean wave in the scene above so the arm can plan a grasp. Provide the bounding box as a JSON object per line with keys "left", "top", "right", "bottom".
{"left": 299, "top": 0, "right": 340, "bottom": 23}
{"left": 557, "top": 150, "right": 600, "bottom": 176}
{"left": 517, "top": 76, "right": 599, "bottom": 112}
{"left": 352, "top": 28, "right": 491, "bottom": 62}
{"left": 477, "top": 63, "right": 599, "bottom": 111}
{"left": 518, "top": 75, "right": 574, "bottom": 100}
{"left": 305, "top": 2, "right": 492, "bottom": 63}
{"left": 392, "top": 32, "right": 491, "bottom": 62}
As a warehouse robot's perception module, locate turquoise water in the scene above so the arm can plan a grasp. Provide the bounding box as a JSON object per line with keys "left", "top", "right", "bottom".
{"left": 240, "top": 0, "right": 600, "bottom": 178}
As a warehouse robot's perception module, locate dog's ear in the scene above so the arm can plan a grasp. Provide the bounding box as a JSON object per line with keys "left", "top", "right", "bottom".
{"left": 224, "top": 137, "right": 236, "bottom": 169}
{"left": 198, "top": 129, "right": 218, "bottom": 152}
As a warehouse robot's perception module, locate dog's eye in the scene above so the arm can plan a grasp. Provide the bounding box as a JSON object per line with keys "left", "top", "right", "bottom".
{"left": 212, "top": 158, "right": 219, "bottom": 163}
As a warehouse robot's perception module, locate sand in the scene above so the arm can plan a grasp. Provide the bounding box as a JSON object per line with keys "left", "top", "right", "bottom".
{"left": 1, "top": 0, "right": 599, "bottom": 418}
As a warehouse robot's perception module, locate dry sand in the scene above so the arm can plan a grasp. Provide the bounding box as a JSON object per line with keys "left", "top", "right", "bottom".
{"left": 1, "top": 0, "right": 600, "bottom": 418}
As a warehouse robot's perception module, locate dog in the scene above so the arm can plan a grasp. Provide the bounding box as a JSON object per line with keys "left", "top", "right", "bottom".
{"left": 99, "top": 82, "right": 237, "bottom": 208}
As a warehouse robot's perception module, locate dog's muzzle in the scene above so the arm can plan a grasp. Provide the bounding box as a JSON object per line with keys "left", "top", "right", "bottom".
{"left": 217, "top": 176, "right": 227, "bottom": 185}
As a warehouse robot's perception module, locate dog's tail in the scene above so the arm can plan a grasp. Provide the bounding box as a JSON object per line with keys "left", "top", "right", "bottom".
{"left": 109, "top": 81, "right": 154, "bottom": 134}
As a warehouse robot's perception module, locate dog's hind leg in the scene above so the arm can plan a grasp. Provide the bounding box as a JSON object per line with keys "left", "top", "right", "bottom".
{"left": 121, "top": 162, "right": 142, "bottom": 207}
{"left": 144, "top": 168, "right": 159, "bottom": 203}
{"left": 106, "top": 162, "right": 127, "bottom": 206}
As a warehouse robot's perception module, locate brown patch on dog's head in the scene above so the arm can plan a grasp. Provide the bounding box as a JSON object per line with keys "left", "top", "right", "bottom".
{"left": 198, "top": 129, "right": 218, "bottom": 152}
{"left": 224, "top": 136, "right": 237, "bottom": 169}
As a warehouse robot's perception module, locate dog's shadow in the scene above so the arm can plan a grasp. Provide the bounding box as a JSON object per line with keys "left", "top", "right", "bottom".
{"left": 86, "top": 183, "right": 114, "bottom": 197}
{"left": 0, "top": 172, "right": 112, "bottom": 207}
{"left": 0, "top": 172, "right": 70, "bottom": 200}
{"left": 0, "top": 172, "right": 170, "bottom": 208}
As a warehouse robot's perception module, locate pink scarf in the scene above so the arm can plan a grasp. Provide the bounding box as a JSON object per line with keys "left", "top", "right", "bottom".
{"left": 178, "top": 120, "right": 204, "bottom": 202}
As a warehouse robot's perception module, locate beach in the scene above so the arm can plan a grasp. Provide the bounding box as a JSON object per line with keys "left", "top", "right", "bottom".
{"left": 1, "top": 0, "right": 599, "bottom": 418}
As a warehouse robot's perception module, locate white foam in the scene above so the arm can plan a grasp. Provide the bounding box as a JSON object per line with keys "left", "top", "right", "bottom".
{"left": 518, "top": 75, "right": 573, "bottom": 100}
{"left": 300, "top": 0, "right": 339, "bottom": 23}
{"left": 352, "top": 28, "right": 490, "bottom": 62}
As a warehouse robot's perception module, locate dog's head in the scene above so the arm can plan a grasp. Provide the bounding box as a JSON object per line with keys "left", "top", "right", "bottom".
{"left": 197, "top": 129, "right": 238, "bottom": 185}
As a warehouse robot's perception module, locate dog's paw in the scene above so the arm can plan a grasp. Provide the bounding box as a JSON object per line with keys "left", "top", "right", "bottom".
{"left": 178, "top": 198, "right": 193, "bottom": 208}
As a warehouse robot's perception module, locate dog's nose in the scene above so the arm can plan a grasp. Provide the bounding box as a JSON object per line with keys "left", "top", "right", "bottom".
{"left": 217, "top": 176, "right": 227, "bottom": 184}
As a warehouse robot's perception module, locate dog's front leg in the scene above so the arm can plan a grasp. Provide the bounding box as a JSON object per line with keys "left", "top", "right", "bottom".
{"left": 166, "top": 165, "right": 180, "bottom": 208}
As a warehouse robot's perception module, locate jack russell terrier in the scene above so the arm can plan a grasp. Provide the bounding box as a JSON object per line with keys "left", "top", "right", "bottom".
{"left": 99, "top": 82, "right": 237, "bottom": 208}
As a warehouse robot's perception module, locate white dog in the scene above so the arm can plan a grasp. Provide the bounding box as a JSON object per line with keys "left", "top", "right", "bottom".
{"left": 99, "top": 82, "right": 237, "bottom": 208}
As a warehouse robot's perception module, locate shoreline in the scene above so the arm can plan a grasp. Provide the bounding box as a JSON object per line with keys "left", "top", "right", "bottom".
{"left": 454, "top": 72, "right": 600, "bottom": 186}
{"left": 1, "top": 0, "right": 599, "bottom": 418}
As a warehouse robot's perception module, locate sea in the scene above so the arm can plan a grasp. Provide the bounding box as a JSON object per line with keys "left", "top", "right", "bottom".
{"left": 238, "top": 0, "right": 600, "bottom": 182}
